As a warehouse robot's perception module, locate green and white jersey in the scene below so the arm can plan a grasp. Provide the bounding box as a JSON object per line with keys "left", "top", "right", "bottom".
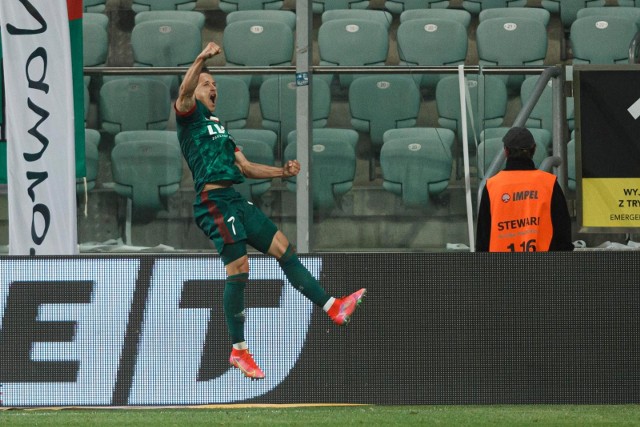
{"left": 175, "top": 100, "right": 244, "bottom": 193}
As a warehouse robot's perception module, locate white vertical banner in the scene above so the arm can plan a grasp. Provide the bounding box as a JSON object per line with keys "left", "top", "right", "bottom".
{"left": 0, "top": 0, "right": 78, "bottom": 255}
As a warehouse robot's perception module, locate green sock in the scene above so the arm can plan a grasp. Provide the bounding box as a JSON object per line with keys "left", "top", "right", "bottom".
{"left": 224, "top": 273, "right": 248, "bottom": 345}
{"left": 278, "top": 245, "right": 331, "bottom": 307}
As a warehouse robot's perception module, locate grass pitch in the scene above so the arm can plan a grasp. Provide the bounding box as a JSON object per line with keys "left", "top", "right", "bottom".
{"left": 2, "top": 405, "right": 640, "bottom": 426}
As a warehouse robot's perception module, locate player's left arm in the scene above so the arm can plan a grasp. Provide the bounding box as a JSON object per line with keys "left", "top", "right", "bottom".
{"left": 235, "top": 149, "right": 300, "bottom": 179}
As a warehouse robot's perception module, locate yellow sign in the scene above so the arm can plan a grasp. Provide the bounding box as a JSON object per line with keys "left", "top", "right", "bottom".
{"left": 582, "top": 178, "right": 640, "bottom": 227}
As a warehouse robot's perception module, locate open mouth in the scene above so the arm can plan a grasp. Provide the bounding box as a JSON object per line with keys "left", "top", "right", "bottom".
{"left": 209, "top": 94, "right": 216, "bottom": 104}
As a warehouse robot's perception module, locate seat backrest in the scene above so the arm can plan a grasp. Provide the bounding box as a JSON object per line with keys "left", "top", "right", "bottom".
{"left": 386, "top": 0, "right": 451, "bottom": 14}
{"left": 84, "top": 12, "right": 109, "bottom": 29}
{"left": 476, "top": 16, "right": 548, "bottom": 90}
{"left": 83, "top": 0, "right": 106, "bottom": 13}
{"left": 462, "top": 0, "right": 528, "bottom": 14}
{"left": 322, "top": 10, "right": 393, "bottom": 29}
{"left": 134, "top": 11, "right": 205, "bottom": 29}
{"left": 214, "top": 76, "right": 250, "bottom": 130}
{"left": 110, "top": 138, "right": 183, "bottom": 215}
{"left": 435, "top": 74, "right": 508, "bottom": 142}
{"left": 520, "top": 76, "right": 575, "bottom": 137}
{"left": 380, "top": 128, "right": 455, "bottom": 207}
{"left": 99, "top": 77, "right": 171, "bottom": 135}
{"left": 83, "top": 18, "right": 109, "bottom": 67}
{"left": 115, "top": 130, "right": 179, "bottom": 146}
{"left": 577, "top": 6, "right": 640, "bottom": 26}
{"left": 287, "top": 128, "right": 359, "bottom": 151}
{"left": 313, "top": 0, "right": 370, "bottom": 14}
{"left": 479, "top": 7, "right": 551, "bottom": 27}
{"left": 570, "top": 16, "right": 639, "bottom": 64}
{"left": 131, "top": 20, "right": 202, "bottom": 67}
{"left": 131, "top": 0, "right": 197, "bottom": 12}
{"left": 77, "top": 128, "right": 101, "bottom": 194}
{"left": 318, "top": 18, "right": 389, "bottom": 87}
{"left": 223, "top": 19, "right": 294, "bottom": 67}
{"left": 397, "top": 18, "right": 468, "bottom": 88}
{"left": 399, "top": 8, "right": 472, "bottom": 28}
{"left": 229, "top": 129, "right": 278, "bottom": 153}
{"left": 349, "top": 75, "right": 421, "bottom": 147}
{"left": 259, "top": 76, "right": 332, "bottom": 148}
{"left": 226, "top": 10, "right": 296, "bottom": 29}
{"left": 548, "top": 0, "right": 607, "bottom": 29}
{"left": 232, "top": 138, "right": 275, "bottom": 201}
{"left": 218, "top": 0, "right": 284, "bottom": 13}
{"left": 283, "top": 139, "right": 357, "bottom": 211}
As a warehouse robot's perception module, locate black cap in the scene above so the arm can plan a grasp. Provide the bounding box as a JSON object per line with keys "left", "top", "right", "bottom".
{"left": 503, "top": 127, "right": 536, "bottom": 150}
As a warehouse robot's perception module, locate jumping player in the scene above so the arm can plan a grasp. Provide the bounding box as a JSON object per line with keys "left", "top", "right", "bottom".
{"left": 174, "top": 42, "right": 366, "bottom": 380}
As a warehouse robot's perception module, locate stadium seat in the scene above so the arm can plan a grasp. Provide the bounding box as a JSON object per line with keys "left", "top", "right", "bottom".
{"left": 110, "top": 132, "right": 183, "bottom": 220}
{"left": 77, "top": 129, "right": 101, "bottom": 195}
{"left": 540, "top": 0, "right": 622, "bottom": 30}
{"left": 322, "top": 9, "right": 393, "bottom": 29}
{"left": 397, "top": 18, "right": 468, "bottom": 89}
{"left": 99, "top": 77, "right": 171, "bottom": 135}
{"left": 283, "top": 138, "right": 357, "bottom": 212}
{"left": 229, "top": 129, "right": 278, "bottom": 154}
{"left": 134, "top": 11, "right": 205, "bottom": 29}
{"left": 570, "top": 16, "right": 639, "bottom": 64}
{"left": 114, "top": 130, "right": 180, "bottom": 146}
{"left": 576, "top": 6, "right": 640, "bottom": 26}
{"left": 218, "top": 0, "right": 284, "bottom": 13}
{"left": 226, "top": 10, "right": 296, "bottom": 29}
{"left": 232, "top": 137, "right": 275, "bottom": 202}
{"left": 214, "top": 76, "right": 250, "bottom": 130}
{"left": 435, "top": 74, "right": 508, "bottom": 145}
{"left": 130, "top": 19, "right": 202, "bottom": 95}
{"left": 380, "top": 128, "right": 454, "bottom": 208}
{"left": 520, "top": 76, "right": 575, "bottom": 139}
{"left": 318, "top": 18, "right": 389, "bottom": 88}
{"left": 479, "top": 7, "right": 551, "bottom": 27}
{"left": 349, "top": 75, "right": 421, "bottom": 179}
{"left": 131, "top": 0, "right": 197, "bottom": 13}
{"left": 259, "top": 75, "right": 332, "bottom": 152}
{"left": 462, "top": 0, "right": 527, "bottom": 14}
{"left": 385, "top": 0, "right": 450, "bottom": 14}
{"left": 287, "top": 128, "right": 360, "bottom": 152}
{"left": 83, "top": 13, "right": 108, "bottom": 67}
{"left": 83, "top": 0, "right": 106, "bottom": 13}
{"left": 477, "top": 129, "right": 548, "bottom": 179}
{"left": 476, "top": 16, "right": 548, "bottom": 91}
{"left": 313, "top": 0, "right": 370, "bottom": 14}
{"left": 222, "top": 18, "right": 294, "bottom": 88}
{"left": 399, "top": 9, "right": 472, "bottom": 28}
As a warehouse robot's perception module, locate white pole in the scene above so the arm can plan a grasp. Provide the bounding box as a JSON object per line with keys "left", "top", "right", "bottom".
{"left": 458, "top": 65, "right": 476, "bottom": 252}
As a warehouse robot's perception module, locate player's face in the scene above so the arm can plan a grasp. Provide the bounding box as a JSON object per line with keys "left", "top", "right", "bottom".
{"left": 196, "top": 73, "right": 217, "bottom": 112}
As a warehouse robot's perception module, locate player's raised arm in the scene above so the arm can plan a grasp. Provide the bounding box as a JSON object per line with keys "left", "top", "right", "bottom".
{"left": 234, "top": 149, "right": 301, "bottom": 180}
{"left": 175, "top": 42, "right": 221, "bottom": 113}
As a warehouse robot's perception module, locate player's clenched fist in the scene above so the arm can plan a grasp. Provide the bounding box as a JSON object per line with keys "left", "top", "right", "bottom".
{"left": 198, "top": 42, "right": 221, "bottom": 61}
{"left": 283, "top": 160, "right": 300, "bottom": 177}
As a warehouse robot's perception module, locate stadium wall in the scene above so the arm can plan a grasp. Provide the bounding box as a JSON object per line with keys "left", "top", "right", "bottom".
{"left": 0, "top": 252, "right": 638, "bottom": 406}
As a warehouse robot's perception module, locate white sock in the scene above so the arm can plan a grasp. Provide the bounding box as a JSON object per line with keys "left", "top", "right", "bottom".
{"left": 233, "top": 341, "right": 248, "bottom": 351}
{"left": 323, "top": 297, "right": 336, "bottom": 312}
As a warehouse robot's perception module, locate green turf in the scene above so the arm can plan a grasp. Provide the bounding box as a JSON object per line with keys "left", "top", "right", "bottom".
{"left": 2, "top": 405, "right": 640, "bottom": 426}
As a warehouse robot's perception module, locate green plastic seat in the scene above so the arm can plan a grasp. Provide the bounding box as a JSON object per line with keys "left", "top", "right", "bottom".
{"left": 229, "top": 129, "right": 278, "bottom": 154}
{"left": 83, "top": 0, "right": 106, "bottom": 13}
{"left": 110, "top": 136, "right": 183, "bottom": 220}
{"left": 313, "top": 0, "right": 370, "bottom": 14}
{"left": 131, "top": 0, "right": 197, "bottom": 12}
{"left": 134, "top": 11, "right": 205, "bottom": 29}
{"left": 114, "top": 130, "right": 179, "bottom": 146}
{"left": 577, "top": 6, "right": 640, "bottom": 26}
{"left": 399, "top": 9, "right": 472, "bottom": 28}
{"left": 380, "top": 128, "right": 455, "bottom": 208}
{"left": 462, "top": 0, "right": 527, "bottom": 14}
{"left": 479, "top": 7, "right": 551, "bottom": 27}
{"left": 541, "top": 0, "right": 615, "bottom": 29}
{"left": 520, "top": 76, "right": 575, "bottom": 138}
{"left": 99, "top": 77, "right": 171, "bottom": 135}
{"left": 283, "top": 138, "right": 357, "bottom": 212}
{"left": 218, "top": 0, "right": 284, "bottom": 13}
{"left": 226, "top": 10, "right": 296, "bottom": 29}
{"left": 321, "top": 10, "right": 393, "bottom": 29}
{"left": 214, "top": 76, "right": 250, "bottom": 130}
{"left": 570, "top": 15, "right": 639, "bottom": 64}
{"left": 287, "top": 128, "right": 359, "bottom": 152}
{"left": 397, "top": 18, "right": 468, "bottom": 89}
{"left": 259, "top": 76, "right": 332, "bottom": 151}
{"left": 83, "top": 13, "right": 108, "bottom": 90}
{"left": 386, "top": 0, "right": 450, "bottom": 14}
{"left": 77, "top": 129, "right": 101, "bottom": 194}
{"left": 476, "top": 16, "right": 548, "bottom": 91}
{"left": 318, "top": 18, "right": 389, "bottom": 88}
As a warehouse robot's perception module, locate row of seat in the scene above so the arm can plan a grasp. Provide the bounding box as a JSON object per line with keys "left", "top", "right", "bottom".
{"left": 84, "top": 8, "right": 640, "bottom": 96}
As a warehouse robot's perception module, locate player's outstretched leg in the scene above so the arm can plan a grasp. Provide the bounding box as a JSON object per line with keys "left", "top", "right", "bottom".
{"left": 229, "top": 348, "right": 265, "bottom": 380}
{"left": 327, "top": 288, "right": 367, "bottom": 326}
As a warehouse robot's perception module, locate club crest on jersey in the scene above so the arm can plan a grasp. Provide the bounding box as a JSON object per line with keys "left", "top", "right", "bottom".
{"left": 501, "top": 193, "right": 511, "bottom": 203}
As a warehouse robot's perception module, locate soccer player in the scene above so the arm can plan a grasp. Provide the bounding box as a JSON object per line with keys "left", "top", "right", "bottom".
{"left": 174, "top": 42, "right": 366, "bottom": 380}
{"left": 476, "top": 126, "right": 574, "bottom": 252}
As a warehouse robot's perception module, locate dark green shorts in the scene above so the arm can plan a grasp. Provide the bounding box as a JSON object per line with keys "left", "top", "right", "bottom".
{"left": 193, "top": 187, "right": 278, "bottom": 262}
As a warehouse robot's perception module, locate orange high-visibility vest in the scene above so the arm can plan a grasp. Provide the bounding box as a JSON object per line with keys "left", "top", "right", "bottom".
{"left": 486, "top": 169, "right": 557, "bottom": 252}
